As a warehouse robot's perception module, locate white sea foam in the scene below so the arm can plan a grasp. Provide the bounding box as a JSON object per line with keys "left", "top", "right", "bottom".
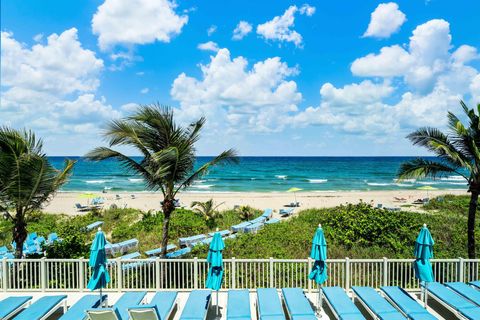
{"left": 395, "top": 183, "right": 411, "bottom": 187}
{"left": 393, "top": 178, "right": 416, "bottom": 183}
{"left": 417, "top": 181, "right": 440, "bottom": 185}
{"left": 128, "top": 178, "right": 143, "bottom": 183}
{"left": 367, "top": 182, "right": 391, "bottom": 186}
{"left": 191, "top": 185, "right": 214, "bottom": 189}
{"left": 309, "top": 179, "right": 328, "bottom": 183}
{"left": 275, "top": 175, "right": 287, "bottom": 179}
{"left": 440, "top": 175, "right": 465, "bottom": 181}
{"left": 85, "top": 180, "right": 107, "bottom": 184}
{"left": 194, "top": 180, "right": 206, "bottom": 184}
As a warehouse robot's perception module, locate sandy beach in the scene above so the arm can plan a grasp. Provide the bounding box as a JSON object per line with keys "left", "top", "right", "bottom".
{"left": 43, "top": 189, "right": 468, "bottom": 215}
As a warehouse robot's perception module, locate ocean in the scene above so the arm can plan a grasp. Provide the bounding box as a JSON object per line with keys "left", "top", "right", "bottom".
{"left": 49, "top": 156, "right": 467, "bottom": 193}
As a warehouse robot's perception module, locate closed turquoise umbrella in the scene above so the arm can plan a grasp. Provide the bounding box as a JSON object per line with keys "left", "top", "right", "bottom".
{"left": 87, "top": 228, "right": 110, "bottom": 305}
{"left": 309, "top": 224, "right": 328, "bottom": 314}
{"left": 206, "top": 230, "right": 225, "bottom": 317}
{"left": 413, "top": 224, "right": 434, "bottom": 308}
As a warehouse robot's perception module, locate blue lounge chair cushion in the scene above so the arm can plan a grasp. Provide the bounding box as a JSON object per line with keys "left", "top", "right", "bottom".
{"left": 227, "top": 290, "right": 251, "bottom": 319}
{"left": 59, "top": 294, "right": 105, "bottom": 320}
{"left": 428, "top": 282, "right": 480, "bottom": 319}
{"left": 446, "top": 282, "right": 480, "bottom": 306}
{"left": 282, "top": 288, "right": 316, "bottom": 320}
{"left": 381, "top": 286, "right": 436, "bottom": 320}
{"left": 257, "top": 288, "right": 285, "bottom": 319}
{"left": 0, "top": 296, "right": 32, "bottom": 319}
{"left": 352, "top": 286, "right": 405, "bottom": 320}
{"left": 322, "top": 287, "right": 365, "bottom": 320}
{"left": 180, "top": 290, "right": 211, "bottom": 320}
{"left": 114, "top": 291, "right": 147, "bottom": 320}
{"left": 470, "top": 281, "right": 480, "bottom": 289}
{"left": 15, "top": 295, "right": 66, "bottom": 320}
{"left": 149, "top": 291, "right": 177, "bottom": 320}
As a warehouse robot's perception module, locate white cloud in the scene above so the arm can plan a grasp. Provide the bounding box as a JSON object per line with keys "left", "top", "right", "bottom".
{"left": 1, "top": 29, "right": 120, "bottom": 144}
{"left": 33, "top": 33, "right": 43, "bottom": 42}
{"left": 207, "top": 25, "right": 217, "bottom": 36}
{"left": 352, "top": 19, "right": 472, "bottom": 93}
{"left": 140, "top": 88, "right": 149, "bottom": 94}
{"left": 232, "top": 21, "right": 253, "bottom": 40}
{"left": 299, "top": 4, "right": 316, "bottom": 16}
{"left": 363, "top": 2, "right": 406, "bottom": 38}
{"left": 92, "top": 0, "right": 188, "bottom": 50}
{"left": 171, "top": 48, "right": 301, "bottom": 133}
{"left": 256, "top": 4, "right": 315, "bottom": 47}
{"left": 197, "top": 41, "right": 220, "bottom": 52}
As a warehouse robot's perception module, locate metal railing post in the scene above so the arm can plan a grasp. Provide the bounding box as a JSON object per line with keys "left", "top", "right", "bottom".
{"left": 308, "top": 257, "right": 312, "bottom": 293}
{"left": 194, "top": 257, "right": 198, "bottom": 289}
{"left": 79, "top": 259, "right": 84, "bottom": 292}
{"left": 269, "top": 257, "right": 274, "bottom": 288}
{"left": 383, "top": 257, "right": 388, "bottom": 286}
{"left": 2, "top": 257, "right": 7, "bottom": 291}
{"left": 459, "top": 257, "right": 464, "bottom": 282}
{"left": 231, "top": 257, "right": 236, "bottom": 289}
{"left": 41, "top": 257, "right": 47, "bottom": 292}
{"left": 345, "top": 257, "right": 350, "bottom": 291}
{"left": 155, "top": 258, "right": 161, "bottom": 290}
{"left": 117, "top": 258, "right": 122, "bottom": 292}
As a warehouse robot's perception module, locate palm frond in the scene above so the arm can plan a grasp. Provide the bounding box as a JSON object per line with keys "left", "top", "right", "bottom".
{"left": 397, "top": 158, "right": 467, "bottom": 180}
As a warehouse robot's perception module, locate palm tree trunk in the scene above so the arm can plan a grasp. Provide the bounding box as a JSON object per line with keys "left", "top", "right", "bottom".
{"left": 467, "top": 190, "right": 478, "bottom": 258}
{"left": 13, "top": 211, "right": 27, "bottom": 259}
{"left": 160, "top": 198, "right": 175, "bottom": 258}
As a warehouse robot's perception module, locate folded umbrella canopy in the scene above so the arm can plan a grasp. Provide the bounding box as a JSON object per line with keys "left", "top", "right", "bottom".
{"left": 413, "top": 224, "right": 434, "bottom": 308}
{"left": 87, "top": 228, "right": 110, "bottom": 305}
{"left": 309, "top": 224, "right": 328, "bottom": 314}
{"left": 206, "top": 231, "right": 225, "bottom": 317}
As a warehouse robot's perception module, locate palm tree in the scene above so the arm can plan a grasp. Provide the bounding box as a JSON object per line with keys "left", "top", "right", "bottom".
{"left": 191, "top": 199, "right": 223, "bottom": 225}
{"left": 237, "top": 205, "right": 255, "bottom": 221}
{"left": 86, "top": 105, "right": 238, "bottom": 257}
{"left": 397, "top": 101, "right": 480, "bottom": 258}
{"left": 0, "top": 127, "right": 74, "bottom": 258}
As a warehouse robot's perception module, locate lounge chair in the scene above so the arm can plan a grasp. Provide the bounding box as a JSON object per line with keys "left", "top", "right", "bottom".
{"left": 86, "top": 221, "right": 104, "bottom": 232}
{"left": 119, "top": 251, "right": 141, "bottom": 259}
{"left": 445, "top": 282, "right": 480, "bottom": 306}
{"left": 179, "top": 234, "right": 207, "bottom": 247}
{"left": 470, "top": 281, "right": 480, "bottom": 289}
{"left": 279, "top": 208, "right": 294, "bottom": 217}
{"left": 145, "top": 244, "right": 177, "bottom": 256}
{"left": 116, "top": 194, "right": 121, "bottom": 200}
{"left": 86, "top": 291, "right": 147, "bottom": 320}
{"left": 322, "top": 286, "right": 365, "bottom": 320}
{"left": 250, "top": 216, "right": 267, "bottom": 224}
{"left": 15, "top": 295, "right": 67, "bottom": 320}
{"left": 261, "top": 208, "right": 273, "bottom": 219}
{"left": 427, "top": 282, "right": 480, "bottom": 320}
{"left": 282, "top": 287, "right": 316, "bottom": 320}
{"left": 75, "top": 203, "right": 90, "bottom": 211}
{"left": 166, "top": 247, "right": 191, "bottom": 258}
{"left": 179, "top": 290, "right": 211, "bottom": 320}
{"left": 0, "top": 245, "right": 9, "bottom": 254}
{"left": 48, "top": 233, "right": 59, "bottom": 243}
{"left": 0, "top": 296, "right": 32, "bottom": 319}
{"left": 381, "top": 286, "right": 437, "bottom": 320}
{"left": 257, "top": 288, "right": 285, "bottom": 320}
{"left": 58, "top": 294, "right": 106, "bottom": 320}
{"left": 394, "top": 197, "right": 407, "bottom": 202}
{"left": 231, "top": 221, "right": 251, "bottom": 233}
{"left": 351, "top": 286, "right": 406, "bottom": 319}
{"left": 208, "top": 230, "right": 231, "bottom": 237}
{"left": 128, "top": 291, "right": 177, "bottom": 320}
{"left": 244, "top": 222, "right": 264, "bottom": 234}
{"left": 227, "top": 290, "right": 251, "bottom": 320}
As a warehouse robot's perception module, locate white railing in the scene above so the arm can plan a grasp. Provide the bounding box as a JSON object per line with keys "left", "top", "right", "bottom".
{"left": 1, "top": 257, "right": 479, "bottom": 292}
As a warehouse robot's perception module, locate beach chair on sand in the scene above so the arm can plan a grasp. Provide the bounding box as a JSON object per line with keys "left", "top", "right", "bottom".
{"left": 128, "top": 291, "right": 177, "bottom": 320}
{"left": 445, "top": 282, "right": 480, "bottom": 306}
{"left": 75, "top": 203, "right": 90, "bottom": 211}
{"left": 279, "top": 208, "right": 294, "bottom": 217}
{"left": 227, "top": 290, "right": 251, "bottom": 320}
{"left": 427, "top": 282, "right": 480, "bottom": 320}
{"left": 351, "top": 286, "right": 406, "bottom": 319}
{"left": 0, "top": 296, "right": 32, "bottom": 320}
{"left": 87, "top": 291, "right": 147, "bottom": 320}
{"left": 257, "top": 288, "right": 285, "bottom": 320}
{"left": 380, "top": 286, "right": 437, "bottom": 320}
{"left": 282, "top": 287, "right": 317, "bottom": 320}
{"left": 179, "top": 290, "right": 211, "bottom": 320}
{"left": 322, "top": 286, "right": 365, "bottom": 320}
{"left": 15, "top": 295, "right": 67, "bottom": 320}
{"left": 59, "top": 294, "right": 106, "bottom": 320}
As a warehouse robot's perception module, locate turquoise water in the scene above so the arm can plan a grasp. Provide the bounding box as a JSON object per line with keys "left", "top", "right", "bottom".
{"left": 50, "top": 157, "right": 467, "bottom": 192}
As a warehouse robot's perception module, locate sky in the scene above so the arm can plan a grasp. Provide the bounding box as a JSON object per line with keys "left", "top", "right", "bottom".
{"left": 1, "top": 0, "right": 480, "bottom": 156}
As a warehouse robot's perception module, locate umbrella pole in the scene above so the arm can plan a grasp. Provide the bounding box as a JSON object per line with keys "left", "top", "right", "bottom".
{"left": 100, "top": 287, "right": 103, "bottom": 307}
{"left": 216, "top": 290, "right": 219, "bottom": 318}
{"left": 424, "top": 282, "right": 428, "bottom": 309}
{"left": 318, "top": 283, "right": 323, "bottom": 317}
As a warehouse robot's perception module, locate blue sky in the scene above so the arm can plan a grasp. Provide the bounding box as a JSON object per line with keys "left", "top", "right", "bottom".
{"left": 1, "top": 0, "right": 479, "bottom": 156}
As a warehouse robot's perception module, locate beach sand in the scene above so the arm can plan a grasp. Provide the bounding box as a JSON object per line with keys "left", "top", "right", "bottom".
{"left": 43, "top": 189, "right": 468, "bottom": 216}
